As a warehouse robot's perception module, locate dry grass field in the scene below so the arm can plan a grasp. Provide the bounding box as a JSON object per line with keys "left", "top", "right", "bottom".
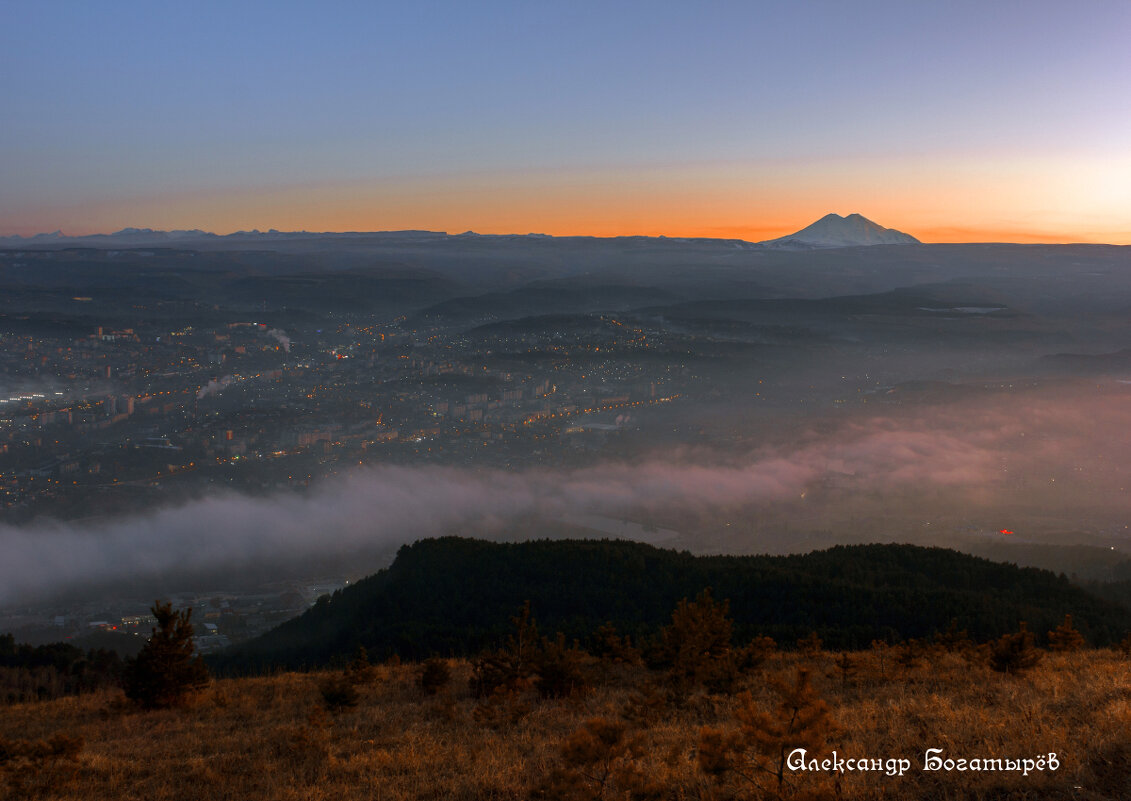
{"left": 1, "top": 646, "right": 1128, "bottom": 801}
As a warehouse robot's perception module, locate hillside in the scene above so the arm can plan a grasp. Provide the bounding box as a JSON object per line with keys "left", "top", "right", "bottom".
{"left": 215, "top": 538, "right": 1131, "bottom": 672}
{"left": 4, "top": 649, "right": 1129, "bottom": 800}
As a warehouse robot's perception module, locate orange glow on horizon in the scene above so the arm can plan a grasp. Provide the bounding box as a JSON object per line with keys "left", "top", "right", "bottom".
{"left": 6, "top": 155, "right": 1129, "bottom": 245}
{"left": 8, "top": 218, "right": 1126, "bottom": 246}
{"left": 7, "top": 202, "right": 1128, "bottom": 245}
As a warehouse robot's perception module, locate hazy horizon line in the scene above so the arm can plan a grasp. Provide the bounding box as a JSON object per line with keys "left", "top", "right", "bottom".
{"left": 1, "top": 224, "right": 1126, "bottom": 247}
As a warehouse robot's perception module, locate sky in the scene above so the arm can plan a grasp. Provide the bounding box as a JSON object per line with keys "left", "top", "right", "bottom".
{"left": 2, "top": 1, "right": 1129, "bottom": 243}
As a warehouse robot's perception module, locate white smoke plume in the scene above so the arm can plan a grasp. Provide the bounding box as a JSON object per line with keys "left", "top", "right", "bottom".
{"left": 197, "top": 375, "right": 234, "bottom": 399}
{"left": 266, "top": 328, "right": 291, "bottom": 353}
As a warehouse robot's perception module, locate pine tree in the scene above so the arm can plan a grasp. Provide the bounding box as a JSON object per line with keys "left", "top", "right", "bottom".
{"left": 737, "top": 635, "right": 777, "bottom": 672}
{"left": 870, "top": 639, "right": 891, "bottom": 678}
{"left": 1047, "top": 614, "right": 1086, "bottom": 652}
{"left": 533, "top": 632, "right": 588, "bottom": 699}
{"left": 123, "top": 601, "right": 209, "bottom": 709}
{"left": 835, "top": 652, "right": 857, "bottom": 689}
{"left": 346, "top": 645, "right": 377, "bottom": 684}
{"left": 700, "top": 668, "right": 840, "bottom": 796}
{"left": 934, "top": 619, "right": 973, "bottom": 653}
{"left": 470, "top": 601, "right": 540, "bottom": 697}
{"left": 989, "top": 622, "right": 1043, "bottom": 675}
{"left": 796, "top": 631, "right": 823, "bottom": 660}
{"left": 661, "top": 588, "right": 737, "bottom": 691}
{"left": 546, "top": 717, "right": 657, "bottom": 799}
{"left": 894, "top": 638, "right": 928, "bottom": 673}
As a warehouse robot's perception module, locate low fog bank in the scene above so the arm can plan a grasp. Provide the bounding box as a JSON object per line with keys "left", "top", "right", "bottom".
{"left": 3, "top": 382, "right": 1130, "bottom": 604}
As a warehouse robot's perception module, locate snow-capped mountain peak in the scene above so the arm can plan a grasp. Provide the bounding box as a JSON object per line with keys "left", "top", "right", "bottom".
{"left": 761, "top": 213, "right": 919, "bottom": 248}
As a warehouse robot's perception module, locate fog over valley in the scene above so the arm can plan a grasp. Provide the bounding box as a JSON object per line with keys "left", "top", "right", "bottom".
{"left": 2, "top": 226, "right": 1130, "bottom": 620}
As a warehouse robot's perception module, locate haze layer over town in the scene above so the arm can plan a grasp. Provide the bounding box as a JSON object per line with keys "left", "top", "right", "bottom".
{"left": 0, "top": 214, "right": 1129, "bottom": 647}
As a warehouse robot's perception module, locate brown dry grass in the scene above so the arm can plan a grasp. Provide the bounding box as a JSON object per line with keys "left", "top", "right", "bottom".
{"left": 1, "top": 650, "right": 1128, "bottom": 800}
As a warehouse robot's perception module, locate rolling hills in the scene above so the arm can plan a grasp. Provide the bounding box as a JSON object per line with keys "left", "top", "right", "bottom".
{"left": 215, "top": 537, "right": 1131, "bottom": 672}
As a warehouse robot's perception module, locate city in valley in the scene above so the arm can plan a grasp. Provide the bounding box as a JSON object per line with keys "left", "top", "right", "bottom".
{"left": 2, "top": 223, "right": 1129, "bottom": 653}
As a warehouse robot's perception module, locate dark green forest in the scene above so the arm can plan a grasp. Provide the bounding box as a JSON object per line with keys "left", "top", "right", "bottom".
{"left": 214, "top": 537, "right": 1131, "bottom": 673}
{"left": 0, "top": 634, "right": 123, "bottom": 703}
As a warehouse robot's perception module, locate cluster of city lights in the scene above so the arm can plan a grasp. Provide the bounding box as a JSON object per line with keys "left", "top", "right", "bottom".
{"left": 0, "top": 391, "right": 65, "bottom": 405}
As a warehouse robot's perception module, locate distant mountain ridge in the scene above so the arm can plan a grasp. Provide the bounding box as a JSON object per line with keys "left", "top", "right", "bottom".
{"left": 0, "top": 227, "right": 449, "bottom": 246}
{"left": 3, "top": 215, "right": 916, "bottom": 249}
{"left": 760, "top": 213, "right": 920, "bottom": 249}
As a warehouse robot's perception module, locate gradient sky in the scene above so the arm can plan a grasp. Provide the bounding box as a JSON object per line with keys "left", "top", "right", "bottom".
{"left": 2, "top": 1, "right": 1129, "bottom": 242}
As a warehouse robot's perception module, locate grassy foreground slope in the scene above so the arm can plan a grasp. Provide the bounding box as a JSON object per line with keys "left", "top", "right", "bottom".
{"left": 3, "top": 648, "right": 1128, "bottom": 800}
{"left": 216, "top": 537, "right": 1131, "bottom": 672}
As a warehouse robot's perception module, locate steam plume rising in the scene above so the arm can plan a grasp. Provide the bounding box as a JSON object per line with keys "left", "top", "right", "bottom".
{"left": 196, "top": 376, "right": 233, "bottom": 399}
{"left": 265, "top": 328, "right": 291, "bottom": 352}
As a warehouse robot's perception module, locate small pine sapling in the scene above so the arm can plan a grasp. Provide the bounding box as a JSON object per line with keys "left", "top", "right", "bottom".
{"left": 737, "top": 668, "right": 840, "bottom": 792}
{"left": 894, "top": 638, "right": 928, "bottom": 674}
{"left": 470, "top": 601, "right": 540, "bottom": 697}
{"left": 737, "top": 635, "right": 777, "bottom": 672}
{"left": 796, "top": 631, "right": 823, "bottom": 661}
{"left": 1047, "top": 614, "right": 1085, "bottom": 652}
{"left": 934, "top": 619, "right": 973, "bottom": 654}
{"left": 697, "top": 668, "right": 841, "bottom": 797}
{"left": 346, "top": 645, "right": 377, "bottom": 684}
{"left": 834, "top": 652, "right": 856, "bottom": 689}
{"left": 662, "top": 588, "right": 738, "bottom": 692}
{"left": 989, "top": 622, "right": 1043, "bottom": 675}
{"left": 533, "top": 632, "right": 588, "bottom": 699}
{"left": 123, "top": 601, "right": 209, "bottom": 709}
{"left": 545, "top": 717, "right": 657, "bottom": 799}
{"left": 869, "top": 639, "right": 891, "bottom": 678}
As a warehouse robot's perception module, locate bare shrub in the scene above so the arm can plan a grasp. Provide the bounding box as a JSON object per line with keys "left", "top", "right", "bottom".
{"left": 541, "top": 717, "right": 660, "bottom": 800}
{"left": 419, "top": 657, "right": 451, "bottom": 696}
{"left": 0, "top": 732, "right": 84, "bottom": 797}
{"left": 471, "top": 685, "right": 531, "bottom": 728}
{"left": 620, "top": 682, "right": 676, "bottom": 726}
{"left": 318, "top": 673, "right": 359, "bottom": 713}
{"left": 589, "top": 622, "right": 641, "bottom": 665}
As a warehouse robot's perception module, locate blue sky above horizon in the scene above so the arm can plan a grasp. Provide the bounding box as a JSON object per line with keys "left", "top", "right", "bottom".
{"left": 2, "top": 1, "right": 1129, "bottom": 242}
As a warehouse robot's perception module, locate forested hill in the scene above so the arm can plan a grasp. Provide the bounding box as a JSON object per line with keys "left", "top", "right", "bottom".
{"left": 215, "top": 537, "right": 1131, "bottom": 672}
